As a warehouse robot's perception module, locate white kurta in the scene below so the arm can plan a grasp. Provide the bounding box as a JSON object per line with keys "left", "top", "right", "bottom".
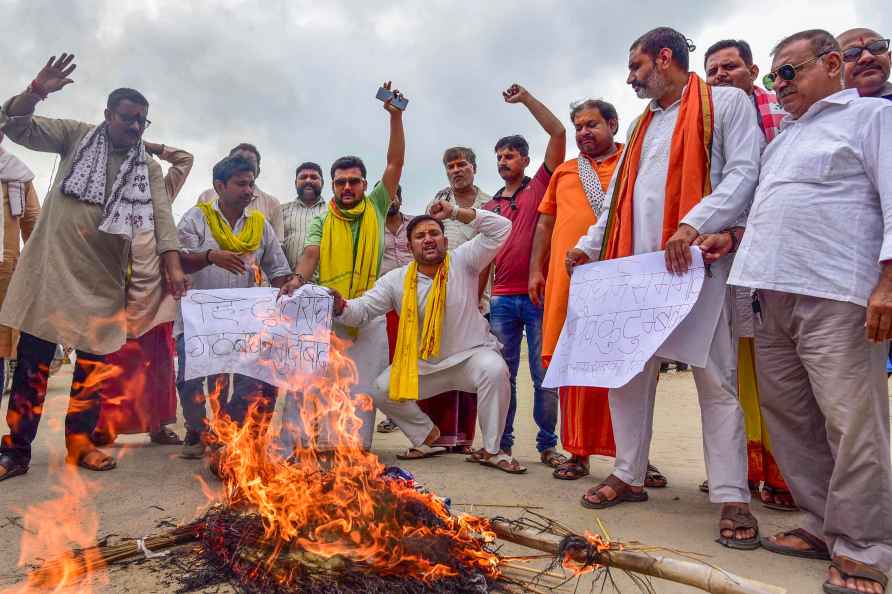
{"left": 338, "top": 209, "right": 512, "bottom": 453}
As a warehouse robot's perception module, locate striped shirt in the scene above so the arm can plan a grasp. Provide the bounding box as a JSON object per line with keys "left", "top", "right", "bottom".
{"left": 282, "top": 196, "right": 327, "bottom": 269}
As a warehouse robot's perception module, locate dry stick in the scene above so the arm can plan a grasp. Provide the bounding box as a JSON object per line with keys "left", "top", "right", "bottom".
{"left": 490, "top": 519, "right": 787, "bottom": 594}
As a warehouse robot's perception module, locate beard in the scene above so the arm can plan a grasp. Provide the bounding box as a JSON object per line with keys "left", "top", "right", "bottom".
{"left": 387, "top": 204, "right": 400, "bottom": 216}
{"left": 632, "top": 69, "right": 668, "bottom": 99}
{"left": 298, "top": 184, "right": 320, "bottom": 201}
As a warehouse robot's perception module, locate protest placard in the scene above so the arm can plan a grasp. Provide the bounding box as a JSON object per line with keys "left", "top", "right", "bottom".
{"left": 182, "top": 285, "right": 333, "bottom": 389}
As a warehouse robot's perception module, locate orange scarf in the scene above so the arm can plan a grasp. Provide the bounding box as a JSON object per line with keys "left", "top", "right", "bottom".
{"left": 600, "top": 73, "right": 714, "bottom": 261}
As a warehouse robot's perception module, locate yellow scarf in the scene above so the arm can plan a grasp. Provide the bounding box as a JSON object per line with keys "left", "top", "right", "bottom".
{"left": 319, "top": 198, "right": 380, "bottom": 299}
{"left": 389, "top": 255, "right": 450, "bottom": 401}
{"left": 197, "top": 200, "right": 265, "bottom": 253}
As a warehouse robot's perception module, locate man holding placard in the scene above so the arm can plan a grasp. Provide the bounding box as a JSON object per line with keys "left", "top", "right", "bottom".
{"left": 565, "top": 27, "right": 761, "bottom": 549}
{"left": 176, "top": 154, "right": 293, "bottom": 461}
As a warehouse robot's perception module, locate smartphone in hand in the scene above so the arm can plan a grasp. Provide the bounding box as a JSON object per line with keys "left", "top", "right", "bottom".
{"left": 376, "top": 86, "right": 409, "bottom": 110}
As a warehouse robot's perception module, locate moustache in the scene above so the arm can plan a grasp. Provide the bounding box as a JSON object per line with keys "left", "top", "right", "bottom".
{"left": 854, "top": 64, "right": 882, "bottom": 76}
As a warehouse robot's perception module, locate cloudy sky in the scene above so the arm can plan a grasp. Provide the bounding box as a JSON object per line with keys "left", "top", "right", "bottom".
{"left": 0, "top": 0, "right": 887, "bottom": 219}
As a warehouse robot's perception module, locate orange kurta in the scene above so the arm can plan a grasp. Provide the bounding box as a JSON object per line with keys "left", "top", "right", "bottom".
{"left": 539, "top": 147, "right": 622, "bottom": 457}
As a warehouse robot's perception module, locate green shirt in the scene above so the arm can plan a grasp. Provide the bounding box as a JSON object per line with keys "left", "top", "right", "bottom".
{"left": 305, "top": 182, "right": 391, "bottom": 280}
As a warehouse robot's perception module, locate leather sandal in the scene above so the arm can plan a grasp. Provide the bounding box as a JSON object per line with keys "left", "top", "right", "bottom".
{"left": 716, "top": 505, "right": 760, "bottom": 550}
{"left": 761, "top": 528, "right": 830, "bottom": 560}
{"left": 580, "top": 475, "right": 648, "bottom": 509}
{"left": 824, "top": 556, "right": 888, "bottom": 594}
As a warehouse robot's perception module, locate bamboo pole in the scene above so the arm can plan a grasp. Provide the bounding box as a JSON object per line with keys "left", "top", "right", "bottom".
{"left": 490, "top": 520, "right": 787, "bottom": 594}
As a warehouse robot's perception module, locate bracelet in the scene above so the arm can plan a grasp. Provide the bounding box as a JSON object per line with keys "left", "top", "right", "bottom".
{"left": 26, "top": 80, "right": 48, "bottom": 101}
{"left": 294, "top": 272, "right": 305, "bottom": 284}
{"left": 727, "top": 229, "right": 739, "bottom": 254}
{"left": 205, "top": 249, "right": 213, "bottom": 264}
{"left": 450, "top": 203, "right": 460, "bottom": 220}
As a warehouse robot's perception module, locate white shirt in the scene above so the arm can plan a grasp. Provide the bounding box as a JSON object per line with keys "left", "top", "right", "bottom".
{"left": 338, "top": 209, "right": 511, "bottom": 375}
{"left": 729, "top": 89, "right": 892, "bottom": 307}
{"left": 576, "top": 85, "right": 762, "bottom": 258}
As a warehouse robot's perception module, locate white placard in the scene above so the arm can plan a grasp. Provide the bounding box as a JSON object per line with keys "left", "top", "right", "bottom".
{"left": 542, "top": 248, "right": 706, "bottom": 389}
{"left": 182, "top": 285, "right": 333, "bottom": 389}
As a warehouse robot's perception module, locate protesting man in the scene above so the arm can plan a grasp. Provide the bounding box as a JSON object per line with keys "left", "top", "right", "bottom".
{"left": 837, "top": 28, "right": 891, "bottom": 100}
{"left": 94, "top": 141, "right": 194, "bottom": 447}
{"left": 529, "top": 99, "right": 621, "bottom": 482}
{"left": 283, "top": 161, "right": 327, "bottom": 271}
{"left": 284, "top": 82, "right": 407, "bottom": 451}
{"left": 704, "top": 38, "right": 795, "bottom": 511}
{"left": 176, "top": 154, "right": 293, "bottom": 461}
{"left": 566, "top": 27, "right": 762, "bottom": 549}
{"left": 0, "top": 131, "right": 40, "bottom": 393}
{"left": 296, "top": 203, "right": 519, "bottom": 472}
{"left": 198, "top": 143, "right": 284, "bottom": 241}
{"left": 699, "top": 29, "right": 892, "bottom": 594}
{"left": 421, "top": 147, "right": 492, "bottom": 451}
{"left": 0, "top": 53, "right": 186, "bottom": 480}
{"left": 482, "top": 84, "right": 566, "bottom": 469}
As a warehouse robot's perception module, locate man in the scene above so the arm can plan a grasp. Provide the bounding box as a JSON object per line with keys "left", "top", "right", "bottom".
{"left": 198, "top": 143, "right": 284, "bottom": 241}
{"left": 94, "top": 141, "right": 194, "bottom": 447}
{"left": 377, "top": 184, "right": 414, "bottom": 434}
{"left": 283, "top": 162, "right": 327, "bottom": 271}
{"left": 296, "top": 203, "right": 521, "bottom": 472}
{"left": 837, "top": 28, "right": 891, "bottom": 100}
{"left": 566, "top": 27, "right": 761, "bottom": 549}
{"left": 176, "top": 154, "right": 293, "bottom": 460}
{"left": 529, "top": 99, "right": 621, "bottom": 482}
{"left": 482, "top": 84, "right": 566, "bottom": 470}
{"left": 704, "top": 38, "right": 796, "bottom": 512}
{"left": 422, "top": 147, "right": 492, "bottom": 451}
{"left": 702, "top": 29, "right": 892, "bottom": 594}
{"left": 0, "top": 131, "right": 40, "bottom": 394}
{"left": 284, "top": 82, "right": 407, "bottom": 451}
{"left": 0, "top": 54, "right": 186, "bottom": 480}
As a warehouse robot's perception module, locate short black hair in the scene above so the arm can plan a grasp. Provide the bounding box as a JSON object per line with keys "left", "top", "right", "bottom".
{"left": 295, "top": 161, "right": 323, "bottom": 178}
{"left": 330, "top": 155, "right": 367, "bottom": 179}
{"left": 630, "top": 27, "right": 694, "bottom": 72}
{"left": 569, "top": 99, "right": 619, "bottom": 126}
{"left": 107, "top": 88, "right": 149, "bottom": 111}
{"left": 771, "top": 29, "right": 839, "bottom": 57}
{"left": 406, "top": 214, "right": 445, "bottom": 241}
{"left": 229, "top": 143, "right": 261, "bottom": 167}
{"left": 494, "top": 135, "right": 529, "bottom": 157}
{"left": 704, "top": 39, "right": 754, "bottom": 68}
{"left": 213, "top": 155, "right": 256, "bottom": 186}
{"left": 442, "top": 146, "right": 477, "bottom": 168}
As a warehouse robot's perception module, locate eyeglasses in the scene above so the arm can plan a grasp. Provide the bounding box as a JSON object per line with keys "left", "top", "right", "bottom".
{"left": 333, "top": 176, "right": 364, "bottom": 188}
{"left": 841, "top": 38, "right": 890, "bottom": 63}
{"left": 763, "top": 51, "right": 830, "bottom": 90}
{"left": 113, "top": 111, "right": 151, "bottom": 128}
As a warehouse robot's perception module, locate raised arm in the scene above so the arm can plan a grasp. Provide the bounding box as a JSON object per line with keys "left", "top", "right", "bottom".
{"left": 429, "top": 201, "right": 511, "bottom": 273}
{"left": 145, "top": 142, "right": 194, "bottom": 201}
{"left": 503, "top": 84, "right": 566, "bottom": 171}
{"left": 379, "top": 81, "right": 406, "bottom": 200}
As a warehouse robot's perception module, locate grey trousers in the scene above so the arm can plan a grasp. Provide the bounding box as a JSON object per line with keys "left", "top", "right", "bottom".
{"left": 755, "top": 290, "right": 892, "bottom": 573}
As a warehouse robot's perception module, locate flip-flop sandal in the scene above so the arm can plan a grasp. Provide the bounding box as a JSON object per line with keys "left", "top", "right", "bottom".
{"left": 580, "top": 475, "right": 648, "bottom": 510}
{"left": 761, "top": 528, "right": 831, "bottom": 560}
{"left": 553, "top": 462, "right": 590, "bottom": 480}
{"left": 76, "top": 451, "right": 117, "bottom": 472}
{"left": 0, "top": 454, "right": 28, "bottom": 482}
{"left": 760, "top": 485, "right": 799, "bottom": 512}
{"left": 540, "top": 449, "right": 569, "bottom": 468}
{"left": 479, "top": 453, "right": 527, "bottom": 474}
{"left": 465, "top": 448, "right": 487, "bottom": 463}
{"left": 824, "top": 555, "right": 889, "bottom": 594}
{"left": 150, "top": 427, "right": 183, "bottom": 445}
{"left": 716, "top": 505, "right": 760, "bottom": 550}
{"left": 645, "top": 463, "right": 668, "bottom": 488}
{"left": 397, "top": 444, "right": 447, "bottom": 460}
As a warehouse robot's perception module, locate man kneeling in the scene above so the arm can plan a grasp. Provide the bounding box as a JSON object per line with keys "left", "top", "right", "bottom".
{"left": 296, "top": 201, "right": 521, "bottom": 472}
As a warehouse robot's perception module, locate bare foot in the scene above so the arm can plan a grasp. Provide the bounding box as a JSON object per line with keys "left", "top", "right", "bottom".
{"left": 765, "top": 530, "right": 815, "bottom": 552}
{"left": 423, "top": 426, "right": 441, "bottom": 446}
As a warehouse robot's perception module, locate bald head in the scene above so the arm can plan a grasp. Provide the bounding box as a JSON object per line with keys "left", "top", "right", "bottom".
{"left": 837, "top": 27, "right": 890, "bottom": 97}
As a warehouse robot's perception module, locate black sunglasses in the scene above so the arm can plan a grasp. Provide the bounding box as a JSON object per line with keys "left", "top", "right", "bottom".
{"left": 763, "top": 51, "right": 830, "bottom": 90}
{"left": 842, "top": 38, "right": 890, "bottom": 63}
{"left": 113, "top": 111, "right": 151, "bottom": 128}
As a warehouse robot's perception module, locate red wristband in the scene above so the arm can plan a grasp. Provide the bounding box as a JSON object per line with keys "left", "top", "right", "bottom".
{"left": 27, "top": 79, "right": 48, "bottom": 100}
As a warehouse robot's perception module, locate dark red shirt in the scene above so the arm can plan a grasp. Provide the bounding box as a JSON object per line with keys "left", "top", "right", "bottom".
{"left": 483, "top": 163, "right": 552, "bottom": 296}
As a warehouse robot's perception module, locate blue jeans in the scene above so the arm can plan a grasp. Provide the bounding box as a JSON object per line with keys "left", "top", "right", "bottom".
{"left": 489, "top": 294, "right": 558, "bottom": 453}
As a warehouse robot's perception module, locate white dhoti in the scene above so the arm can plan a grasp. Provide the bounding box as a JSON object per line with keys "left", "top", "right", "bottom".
{"left": 609, "top": 294, "right": 750, "bottom": 503}
{"left": 277, "top": 315, "right": 388, "bottom": 452}
{"left": 372, "top": 348, "right": 510, "bottom": 455}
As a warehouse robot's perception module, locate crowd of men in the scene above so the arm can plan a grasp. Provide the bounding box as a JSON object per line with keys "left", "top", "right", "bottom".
{"left": 0, "top": 24, "right": 889, "bottom": 594}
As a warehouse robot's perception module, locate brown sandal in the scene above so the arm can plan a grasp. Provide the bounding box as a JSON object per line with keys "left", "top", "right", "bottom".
{"left": 580, "top": 475, "right": 648, "bottom": 509}
{"left": 761, "top": 528, "right": 830, "bottom": 560}
{"left": 716, "top": 505, "right": 760, "bottom": 550}
{"left": 553, "top": 459, "right": 590, "bottom": 480}
{"left": 824, "top": 556, "right": 888, "bottom": 594}
{"left": 540, "top": 448, "right": 569, "bottom": 468}
{"left": 644, "top": 463, "right": 668, "bottom": 488}
{"left": 760, "top": 485, "right": 798, "bottom": 512}
{"left": 150, "top": 426, "right": 183, "bottom": 445}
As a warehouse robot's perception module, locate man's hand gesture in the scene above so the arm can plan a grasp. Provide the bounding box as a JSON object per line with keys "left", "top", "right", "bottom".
{"left": 428, "top": 199, "right": 455, "bottom": 221}
{"left": 381, "top": 80, "right": 407, "bottom": 115}
{"left": 208, "top": 250, "right": 247, "bottom": 275}
{"left": 502, "top": 83, "right": 531, "bottom": 105}
{"left": 34, "top": 54, "right": 77, "bottom": 95}
{"left": 565, "top": 248, "right": 590, "bottom": 276}
{"left": 664, "top": 223, "right": 699, "bottom": 275}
